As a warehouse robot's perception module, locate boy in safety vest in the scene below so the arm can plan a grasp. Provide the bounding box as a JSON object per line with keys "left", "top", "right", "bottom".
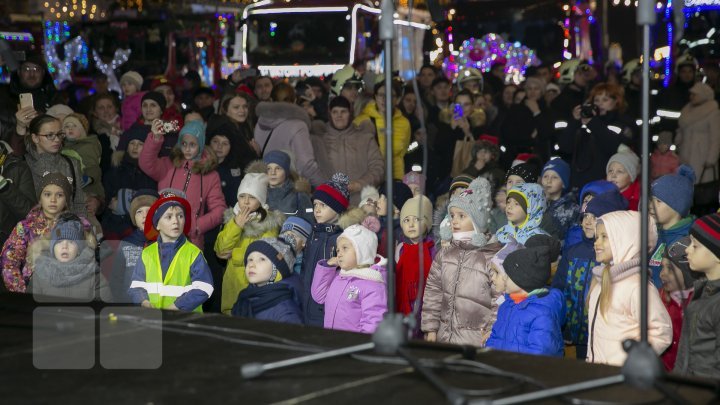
{"left": 128, "top": 191, "right": 214, "bottom": 312}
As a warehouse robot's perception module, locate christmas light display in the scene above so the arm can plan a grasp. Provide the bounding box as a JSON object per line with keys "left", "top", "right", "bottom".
{"left": 93, "top": 48, "right": 132, "bottom": 93}
{"left": 442, "top": 34, "right": 540, "bottom": 84}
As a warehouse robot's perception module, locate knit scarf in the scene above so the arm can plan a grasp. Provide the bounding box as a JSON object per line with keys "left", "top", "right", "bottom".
{"left": 396, "top": 239, "right": 435, "bottom": 315}
{"left": 233, "top": 283, "right": 294, "bottom": 318}
{"left": 509, "top": 288, "right": 548, "bottom": 304}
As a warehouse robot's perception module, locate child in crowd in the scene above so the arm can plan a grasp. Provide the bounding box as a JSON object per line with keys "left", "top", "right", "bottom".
{"left": 264, "top": 150, "right": 314, "bottom": 223}
{"left": 541, "top": 158, "right": 579, "bottom": 240}
{"left": 231, "top": 238, "right": 303, "bottom": 325}
{"left": 659, "top": 237, "right": 697, "bottom": 371}
{"left": 30, "top": 213, "right": 110, "bottom": 302}
{"left": 62, "top": 113, "right": 105, "bottom": 201}
{"left": 586, "top": 211, "right": 672, "bottom": 366}
{"left": 552, "top": 189, "right": 627, "bottom": 360}
{"left": 488, "top": 185, "right": 507, "bottom": 235}
{"left": 359, "top": 185, "right": 381, "bottom": 216}
{"left": 650, "top": 131, "right": 680, "bottom": 181}
{"left": 120, "top": 71, "right": 146, "bottom": 131}
{"left": 140, "top": 119, "right": 226, "bottom": 249}
{"left": 109, "top": 190, "right": 157, "bottom": 302}
{"left": 505, "top": 162, "right": 539, "bottom": 190}
{"left": 312, "top": 224, "right": 387, "bottom": 334}
{"left": 422, "top": 177, "right": 501, "bottom": 346}
{"left": 396, "top": 195, "right": 436, "bottom": 316}
{"left": 302, "top": 173, "right": 365, "bottom": 327}
{"left": 563, "top": 180, "right": 619, "bottom": 250}
{"left": 279, "top": 216, "right": 313, "bottom": 275}
{"left": 377, "top": 180, "right": 413, "bottom": 258}
{"left": 496, "top": 183, "right": 548, "bottom": 244}
{"left": 649, "top": 165, "right": 696, "bottom": 287}
{"left": 463, "top": 136, "right": 505, "bottom": 192}
{"left": 487, "top": 234, "right": 565, "bottom": 357}
{"left": 402, "top": 171, "right": 426, "bottom": 197}
{"left": 433, "top": 174, "right": 474, "bottom": 244}
{"left": 606, "top": 147, "right": 640, "bottom": 211}
{"left": 674, "top": 213, "right": 720, "bottom": 377}
{"left": 216, "top": 172, "right": 284, "bottom": 315}
{"left": 129, "top": 192, "right": 214, "bottom": 312}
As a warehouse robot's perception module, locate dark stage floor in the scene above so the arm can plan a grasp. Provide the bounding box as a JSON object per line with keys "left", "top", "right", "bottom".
{"left": 0, "top": 293, "right": 716, "bottom": 404}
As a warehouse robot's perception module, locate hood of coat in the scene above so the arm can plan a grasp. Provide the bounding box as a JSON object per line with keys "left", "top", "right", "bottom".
{"left": 256, "top": 101, "right": 311, "bottom": 131}
{"left": 170, "top": 147, "right": 218, "bottom": 175}
{"left": 33, "top": 246, "right": 97, "bottom": 287}
{"left": 599, "top": 210, "right": 657, "bottom": 265}
{"left": 242, "top": 209, "right": 286, "bottom": 238}
{"left": 510, "top": 182, "right": 546, "bottom": 231}
{"left": 337, "top": 207, "right": 367, "bottom": 230}
{"left": 679, "top": 99, "right": 720, "bottom": 129}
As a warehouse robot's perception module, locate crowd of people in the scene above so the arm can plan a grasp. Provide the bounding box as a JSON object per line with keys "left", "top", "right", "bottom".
{"left": 1, "top": 49, "right": 719, "bottom": 378}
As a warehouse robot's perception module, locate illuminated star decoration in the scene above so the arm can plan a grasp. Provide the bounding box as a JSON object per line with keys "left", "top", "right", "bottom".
{"left": 44, "top": 35, "right": 88, "bottom": 85}
{"left": 443, "top": 33, "right": 541, "bottom": 84}
{"left": 93, "top": 48, "right": 131, "bottom": 94}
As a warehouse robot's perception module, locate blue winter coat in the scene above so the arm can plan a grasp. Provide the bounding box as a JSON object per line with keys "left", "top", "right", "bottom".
{"left": 486, "top": 289, "right": 565, "bottom": 357}
{"left": 649, "top": 216, "right": 694, "bottom": 287}
{"left": 551, "top": 236, "right": 597, "bottom": 346}
{"left": 301, "top": 223, "right": 342, "bottom": 327}
{"left": 547, "top": 192, "right": 579, "bottom": 242}
{"left": 563, "top": 180, "right": 619, "bottom": 250}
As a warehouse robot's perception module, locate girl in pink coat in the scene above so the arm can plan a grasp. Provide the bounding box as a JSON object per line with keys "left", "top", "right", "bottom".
{"left": 139, "top": 119, "right": 226, "bottom": 249}
{"left": 587, "top": 211, "right": 672, "bottom": 366}
{"left": 311, "top": 224, "right": 387, "bottom": 334}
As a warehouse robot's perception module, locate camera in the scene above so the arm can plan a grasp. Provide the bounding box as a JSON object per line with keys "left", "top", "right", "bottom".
{"left": 580, "top": 103, "right": 598, "bottom": 119}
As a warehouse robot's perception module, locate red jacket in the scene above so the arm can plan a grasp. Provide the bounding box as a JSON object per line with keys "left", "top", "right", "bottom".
{"left": 621, "top": 180, "right": 640, "bottom": 211}
{"left": 660, "top": 288, "right": 693, "bottom": 372}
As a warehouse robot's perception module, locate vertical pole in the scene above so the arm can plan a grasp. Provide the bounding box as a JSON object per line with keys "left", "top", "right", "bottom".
{"left": 380, "top": 0, "right": 396, "bottom": 314}
{"left": 637, "top": 0, "right": 655, "bottom": 344}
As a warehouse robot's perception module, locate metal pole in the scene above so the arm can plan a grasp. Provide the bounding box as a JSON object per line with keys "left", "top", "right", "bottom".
{"left": 637, "top": 0, "right": 655, "bottom": 344}
{"left": 380, "top": 0, "right": 396, "bottom": 314}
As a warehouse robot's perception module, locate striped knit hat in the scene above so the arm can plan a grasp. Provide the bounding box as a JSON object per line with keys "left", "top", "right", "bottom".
{"left": 690, "top": 213, "right": 720, "bottom": 260}
{"left": 313, "top": 172, "right": 350, "bottom": 214}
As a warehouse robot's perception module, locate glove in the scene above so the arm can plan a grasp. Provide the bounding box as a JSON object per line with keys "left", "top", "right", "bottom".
{"left": 0, "top": 174, "right": 12, "bottom": 192}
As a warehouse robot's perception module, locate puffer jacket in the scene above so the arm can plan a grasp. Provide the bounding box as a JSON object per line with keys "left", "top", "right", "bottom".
{"left": 25, "top": 147, "right": 87, "bottom": 216}
{"left": 121, "top": 91, "right": 146, "bottom": 131}
{"left": 216, "top": 209, "right": 284, "bottom": 315}
{"left": 354, "top": 101, "right": 411, "bottom": 180}
{"left": 486, "top": 288, "right": 566, "bottom": 357}
{"left": 139, "top": 133, "right": 227, "bottom": 249}
{"left": 311, "top": 120, "right": 385, "bottom": 206}
{"left": 421, "top": 240, "right": 502, "bottom": 347}
{"left": 0, "top": 147, "right": 36, "bottom": 245}
{"left": 546, "top": 191, "right": 580, "bottom": 241}
{"left": 62, "top": 134, "right": 105, "bottom": 199}
{"left": 676, "top": 94, "right": 720, "bottom": 185}
{"left": 674, "top": 278, "right": 720, "bottom": 378}
{"left": 29, "top": 246, "right": 111, "bottom": 302}
{"left": 254, "top": 102, "right": 325, "bottom": 187}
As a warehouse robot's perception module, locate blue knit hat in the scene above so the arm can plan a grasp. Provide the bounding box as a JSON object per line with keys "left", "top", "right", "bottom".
{"left": 264, "top": 150, "right": 291, "bottom": 175}
{"left": 281, "top": 216, "right": 313, "bottom": 240}
{"left": 177, "top": 120, "right": 206, "bottom": 160}
{"left": 585, "top": 189, "right": 629, "bottom": 218}
{"left": 651, "top": 164, "right": 696, "bottom": 217}
{"left": 542, "top": 158, "right": 571, "bottom": 191}
{"left": 50, "top": 215, "right": 85, "bottom": 258}
{"left": 112, "top": 188, "right": 134, "bottom": 216}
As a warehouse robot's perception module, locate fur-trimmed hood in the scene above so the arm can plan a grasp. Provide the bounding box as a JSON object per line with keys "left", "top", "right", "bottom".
{"left": 338, "top": 207, "right": 367, "bottom": 230}
{"left": 223, "top": 208, "right": 286, "bottom": 237}
{"left": 169, "top": 147, "right": 218, "bottom": 175}
{"left": 256, "top": 101, "right": 312, "bottom": 132}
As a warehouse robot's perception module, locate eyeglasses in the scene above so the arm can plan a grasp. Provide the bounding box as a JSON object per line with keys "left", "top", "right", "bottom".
{"left": 36, "top": 132, "right": 65, "bottom": 141}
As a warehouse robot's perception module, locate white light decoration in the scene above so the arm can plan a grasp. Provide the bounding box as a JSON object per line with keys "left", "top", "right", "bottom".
{"left": 258, "top": 64, "right": 344, "bottom": 77}
{"left": 93, "top": 48, "right": 131, "bottom": 94}
{"left": 44, "top": 35, "right": 86, "bottom": 85}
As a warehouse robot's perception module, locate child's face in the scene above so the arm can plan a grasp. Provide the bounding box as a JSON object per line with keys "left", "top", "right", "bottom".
{"left": 180, "top": 134, "right": 200, "bottom": 160}
{"left": 377, "top": 194, "right": 388, "bottom": 216}
{"left": 686, "top": 235, "right": 720, "bottom": 274}
{"left": 336, "top": 237, "right": 358, "bottom": 270}
{"left": 594, "top": 223, "right": 613, "bottom": 264}
{"left": 135, "top": 206, "right": 150, "bottom": 230}
{"left": 494, "top": 187, "right": 507, "bottom": 211}
{"left": 122, "top": 82, "right": 138, "bottom": 96}
{"left": 649, "top": 197, "right": 680, "bottom": 227}
{"left": 267, "top": 163, "right": 287, "bottom": 187}
{"left": 506, "top": 175, "right": 525, "bottom": 191}
{"left": 361, "top": 199, "right": 378, "bottom": 216}
{"left": 505, "top": 197, "right": 526, "bottom": 225}
{"left": 40, "top": 184, "right": 67, "bottom": 219}
{"left": 656, "top": 143, "right": 670, "bottom": 153}
{"left": 581, "top": 213, "right": 597, "bottom": 239}
{"left": 210, "top": 136, "right": 231, "bottom": 161}
{"left": 401, "top": 215, "right": 425, "bottom": 242}
{"left": 141, "top": 100, "right": 162, "bottom": 122}
{"left": 127, "top": 139, "right": 144, "bottom": 159}
{"left": 660, "top": 258, "right": 684, "bottom": 293}
{"left": 156, "top": 206, "right": 185, "bottom": 242}
{"left": 238, "top": 193, "right": 261, "bottom": 213}
{"left": 62, "top": 119, "right": 82, "bottom": 140}
{"left": 490, "top": 263, "right": 507, "bottom": 293}
{"left": 476, "top": 148, "right": 492, "bottom": 165}
{"left": 541, "top": 170, "right": 564, "bottom": 199}
{"left": 54, "top": 240, "right": 79, "bottom": 263}
{"left": 449, "top": 207, "right": 474, "bottom": 233}
{"left": 606, "top": 162, "right": 632, "bottom": 192}
{"left": 313, "top": 200, "right": 338, "bottom": 224}
{"left": 245, "top": 251, "right": 274, "bottom": 286}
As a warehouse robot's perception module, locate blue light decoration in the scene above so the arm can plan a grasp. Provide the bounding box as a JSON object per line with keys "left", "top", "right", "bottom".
{"left": 270, "top": 22, "right": 278, "bottom": 38}
{"left": 665, "top": 0, "right": 673, "bottom": 88}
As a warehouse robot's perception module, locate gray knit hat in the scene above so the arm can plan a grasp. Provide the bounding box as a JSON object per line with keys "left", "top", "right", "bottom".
{"left": 447, "top": 177, "right": 492, "bottom": 246}
{"left": 244, "top": 238, "right": 296, "bottom": 282}
{"left": 607, "top": 148, "right": 640, "bottom": 182}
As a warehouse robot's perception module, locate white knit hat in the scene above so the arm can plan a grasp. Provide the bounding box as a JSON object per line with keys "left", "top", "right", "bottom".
{"left": 234, "top": 173, "right": 269, "bottom": 213}
{"left": 359, "top": 185, "right": 380, "bottom": 207}
{"left": 120, "top": 71, "right": 143, "bottom": 89}
{"left": 339, "top": 224, "right": 378, "bottom": 266}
